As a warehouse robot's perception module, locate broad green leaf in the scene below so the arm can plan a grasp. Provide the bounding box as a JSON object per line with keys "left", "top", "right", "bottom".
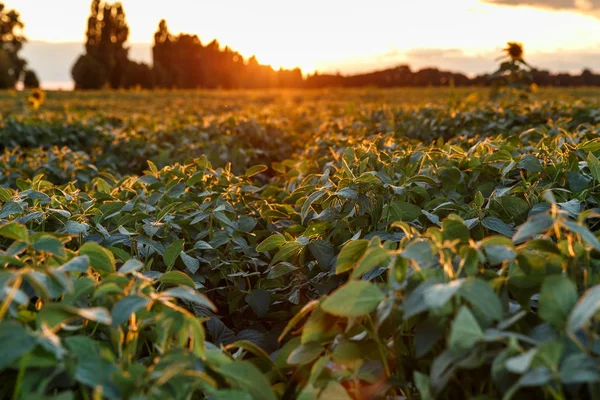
{"left": 513, "top": 213, "right": 554, "bottom": 244}
{"left": 588, "top": 152, "right": 600, "bottom": 181}
{"left": 218, "top": 361, "right": 277, "bottom": 400}
{"left": 0, "top": 322, "right": 37, "bottom": 369}
{"left": 162, "top": 286, "right": 216, "bottom": 311}
{"left": 256, "top": 234, "right": 286, "bottom": 252}
{"left": 414, "top": 371, "right": 433, "bottom": 400}
{"left": 539, "top": 275, "right": 577, "bottom": 328}
{"left": 308, "top": 240, "right": 335, "bottom": 269}
{"left": 58, "top": 256, "right": 90, "bottom": 273}
{"left": 270, "top": 241, "right": 303, "bottom": 265}
{"left": 267, "top": 263, "right": 298, "bottom": 279}
{"left": 351, "top": 245, "right": 392, "bottom": 279}
{"left": 482, "top": 217, "right": 513, "bottom": 237}
{"left": 388, "top": 200, "right": 422, "bottom": 222}
{"left": 568, "top": 284, "right": 600, "bottom": 333}
{"left": 505, "top": 348, "right": 537, "bottom": 374}
{"left": 448, "top": 306, "right": 483, "bottom": 352}
{"left": 33, "top": 235, "right": 65, "bottom": 257}
{"left": 118, "top": 259, "right": 144, "bottom": 274}
{"left": 163, "top": 239, "right": 184, "bottom": 267}
{"left": 561, "top": 220, "right": 600, "bottom": 251}
{"left": 79, "top": 242, "right": 115, "bottom": 275}
{"left": 245, "top": 290, "right": 270, "bottom": 317}
{"left": 180, "top": 251, "right": 200, "bottom": 274}
{"left": 0, "top": 222, "right": 29, "bottom": 243}
{"left": 111, "top": 295, "right": 149, "bottom": 326}
{"left": 559, "top": 354, "right": 600, "bottom": 384}
{"left": 245, "top": 165, "right": 268, "bottom": 177}
{"left": 459, "top": 278, "right": 503, "bottom": 322}
{"left": 287, "top": 342, "right": 324, "bottom": 365}
{"left": 301, "top": 190, "right": 327, "bottom": 223}
{"left": 518, "top": 155, "right": 542, "bottom": 173}
{"left": 335, "top": 239, "right": 368, "bottom": 274}
{"left": 158, "top": 271, "right": 195, "bottom": 288}
{"left": 321, "top": 280, "right": 384, "bottom": 317}
{"left": 423, "top": 279, "right": 464, "bottom": 310}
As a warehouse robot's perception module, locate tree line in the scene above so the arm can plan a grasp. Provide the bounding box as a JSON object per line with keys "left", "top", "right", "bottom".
{"left": 3, "top": 0, "right": 600, "bottom": 90}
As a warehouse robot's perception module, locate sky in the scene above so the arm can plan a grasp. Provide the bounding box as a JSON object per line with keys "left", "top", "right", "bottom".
{"left": 13, "top": 0, "right": 600, "bottom": 88}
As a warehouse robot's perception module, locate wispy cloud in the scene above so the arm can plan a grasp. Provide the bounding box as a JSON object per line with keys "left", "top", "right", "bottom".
{"left": 484, "top": 0, "right": 600, "bottom": 11}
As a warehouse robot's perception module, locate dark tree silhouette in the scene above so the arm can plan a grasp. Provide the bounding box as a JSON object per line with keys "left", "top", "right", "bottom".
{"left": 152, "top": 20, "right": 304, "bottom": 90}
{"left": 23, "top": 70, "right": 40, "bottom": 88}
{"left": 0, "top": 3, "right": 38, "bottom": 89}
{"left": 73, "top": 0, "right": 137, "bottom": 89}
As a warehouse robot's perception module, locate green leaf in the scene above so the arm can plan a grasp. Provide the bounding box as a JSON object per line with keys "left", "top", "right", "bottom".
{"left": 212, "top": 391, "right": 253, "bottom": 400}
{"left": 111, "top": 295, "right": 149, "bottom": 326}
{"left": 401, "top": 239, "right": 435, "bottom": 268}
{"left": 267, "top": 263, "right": 298, "bottom": 279}
{"left": 245, "top": 290, "right": 270, "bottom": 317}
{"left": 218, "top": 361, "right": 276, "bottom": 400}
{"left": 0, "top": 201, "right": 23, "bottom": 219}
{"left": 33, "top": 235, "right": 65, "bottom": 257}
{"left": 0, "top": 187, "right": 12, "bottom": 202}
{"left": 308, "top": 240, "right": 335, "bottom": 269}
{"left": 448, "top": 306, "right": 483, "bottom": 352}
{"left": 568, "top": 284, "right": 600, "bottom": 333}
{"left": 459, "top": 278, "right": 503, "bottom": 322}
{"left": 58, "top": 256, "right": 90, "bottom": 273}
{"left": 162, "top": 286, "right": 216, "bottom": 311}
{"left": 513, "top": 213, "right": 554, "bottom": 244}
{"left": 163, "top": 239, "right": 184, "bottom": 268}
{"left": 561, "top": 220, "right": 600, "bottom": 251}
{"left": 270, "top": 241, "right": 303, "bottom": 265}
{"left": 518, "top": 155, "right": 542, "bottom": 173}
{"left": 335, "top": 239, "right": 368, "bottom": 274}
{"left": 0, "top": 222, "right": 29, "bottom": 243}
{"left": 506, "top": 348, "right": 537, "bottom": 374}
{"left": 118, "top": 259, "right": 144, "bottom": 274}
{"left": 287, "top": 342, "right": 324, "bottom": 365}
{"left": 256, "top": 234, "right": 286, "bottom": 252}
{"left": 79, "top": 242, "right": 115, "bottom": 275}
{"left": 351, "top": 245, "right": 391, "bottom": 279}
{"left": 321, "top": 280, "right": 384, "bottom": 317}
{"left": 180, "top": 251, "right": 200, "bottom": 274}
{"left": 482, "top": 217, "right": 513, "bottom": 237}
{"left": 414, "top": 371, "right": 433, "bottom": 400}
{"left": 560, "top": 354, "right": 600, "bottom": 384}
{"left": 40, "top": 304, "right": 112, "bottom": 327}
{"left": 0, "top": 322, "right": 36, "bottom": 369}
{"left": 245, "top": 165, "right": 268, "bottom": 177}
{"left": 301, "top": 190, "right": 327, "bottom": 223}
{"left": 319, "top": 381, "right": 352, "bottom": 400}
{"left": 388, "top": 200, "right": 422, "bottom": 222}
{"left": 539, "top": 275, "right": 577, "bottom": 328}
{"left": 158, "top": 271, "right": 195, "bottom": 288}
{"left": 588, "top": 152, "right": 600, "bottom": 181}
{"left": 423, "top": 279, "right": 464, "bottom": 310}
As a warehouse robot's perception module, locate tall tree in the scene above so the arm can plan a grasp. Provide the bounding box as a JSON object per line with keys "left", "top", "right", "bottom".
{"left": 0, "top": 3, "right": 37, "bottom": 88}
{"left": 73, "top": 1, "right": 130, "bottom": 89}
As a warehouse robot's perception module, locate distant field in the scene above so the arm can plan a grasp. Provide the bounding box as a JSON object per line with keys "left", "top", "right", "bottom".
{"left": 3, "top": 88, "right": 600, "bottom": 399}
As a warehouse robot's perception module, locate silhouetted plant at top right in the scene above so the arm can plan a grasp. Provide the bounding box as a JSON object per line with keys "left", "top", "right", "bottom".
{"left": 489, "top": 42, "right": 536, "bottom": 100}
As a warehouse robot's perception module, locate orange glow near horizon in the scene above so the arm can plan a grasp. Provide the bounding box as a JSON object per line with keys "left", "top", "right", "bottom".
{"left": 15, "top": 0, "right": 600, "bottom": 80}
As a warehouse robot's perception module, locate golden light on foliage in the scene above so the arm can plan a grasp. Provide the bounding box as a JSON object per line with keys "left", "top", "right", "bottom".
{"left": 27, "top": 88, "right": 45, "bottom": 110}
{"left": 504, "top": 42, "right": 524, "bottom": 62}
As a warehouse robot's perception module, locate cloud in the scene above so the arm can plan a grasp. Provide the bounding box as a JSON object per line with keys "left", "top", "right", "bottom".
{"left": 484, "top": 0, "right": 600, "bottom": 11}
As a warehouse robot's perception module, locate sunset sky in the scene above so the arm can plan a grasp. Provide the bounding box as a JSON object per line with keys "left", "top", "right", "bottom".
{"left": 14, "top": 0, "right": 600, "bottom": 88}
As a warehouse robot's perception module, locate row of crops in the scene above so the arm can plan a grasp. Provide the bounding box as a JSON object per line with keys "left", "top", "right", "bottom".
{"left": 2, "top": 89, "right": 600, "bottom": 399}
